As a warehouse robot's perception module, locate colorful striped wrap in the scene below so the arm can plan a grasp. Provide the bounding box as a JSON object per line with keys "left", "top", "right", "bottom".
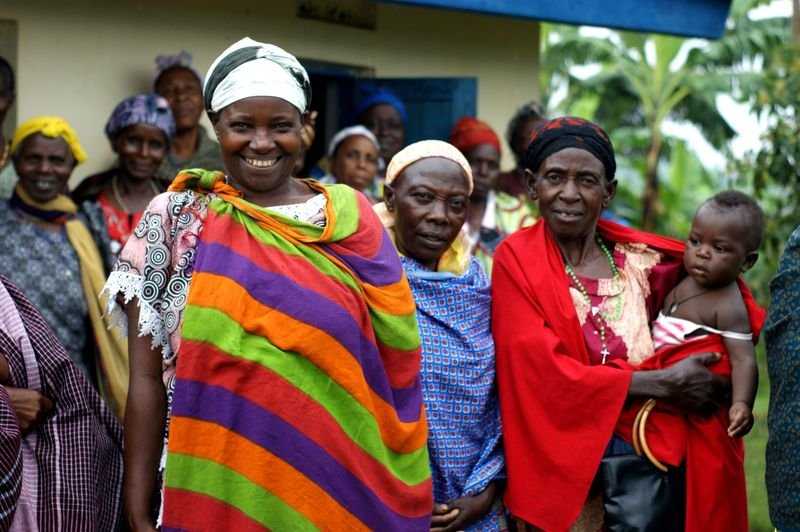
{"left": 161, "top": 170, "right": 432, "bottom": 531}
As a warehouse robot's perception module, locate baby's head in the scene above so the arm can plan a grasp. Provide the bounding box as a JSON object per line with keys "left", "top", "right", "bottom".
{"left": 684, "top": 190, "right": 764, "bottom": 288}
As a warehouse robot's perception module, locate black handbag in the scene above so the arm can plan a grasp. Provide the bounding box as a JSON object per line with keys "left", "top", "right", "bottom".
{"left": 599, "top": 452, "right": 685, "bottom": 532}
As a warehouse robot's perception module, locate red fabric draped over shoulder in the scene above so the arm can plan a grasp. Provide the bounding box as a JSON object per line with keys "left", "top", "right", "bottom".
{"left": 491, "top": 218, "right": 760, "bottom": 531}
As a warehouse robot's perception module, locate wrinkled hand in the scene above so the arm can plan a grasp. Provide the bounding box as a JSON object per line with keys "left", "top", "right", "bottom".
{"left": 662, "top": 353, "right": 729, "bottom": 417}
{"left": 431, "top": 483, "right": 497, "bottom": 532}
{"left": 6, "top": 387, "right": 53, "bottom": 433}
{"left": 727, "top": 401, "right": 754, "bottom": 438}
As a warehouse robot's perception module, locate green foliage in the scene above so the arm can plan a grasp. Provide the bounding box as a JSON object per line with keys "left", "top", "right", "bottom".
{"left": 731, "top": 44, "right": 800, "bottom": 303}
{"left": 744, "top": 342, "right": 771, "bottom": 532}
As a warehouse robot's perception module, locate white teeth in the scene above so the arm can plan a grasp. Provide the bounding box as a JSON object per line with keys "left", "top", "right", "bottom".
{"left": 245, "top": 157, "right": 278, "bottom": 168}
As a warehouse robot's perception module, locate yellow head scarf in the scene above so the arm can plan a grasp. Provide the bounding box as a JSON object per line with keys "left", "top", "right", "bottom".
{"left": 10, "top": 116, "right": 88, "bottom": 164}
{"left": 375, "top": 140, "right": 474, "bottom": 276}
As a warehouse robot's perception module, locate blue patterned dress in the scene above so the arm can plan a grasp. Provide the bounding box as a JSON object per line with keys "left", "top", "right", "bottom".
{"left": 765, "top": 225, "right": 800, "bottom": 531}
{"left": 0, "top": 200, "right": 109, "bottom": 377}
{"left": 402, "top": 256, "right": 505, "bottom": 531}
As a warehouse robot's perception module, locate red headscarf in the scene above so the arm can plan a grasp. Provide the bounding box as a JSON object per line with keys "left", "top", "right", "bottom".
{"left": 449, "top": 116, "right": 501, "bottom": 155}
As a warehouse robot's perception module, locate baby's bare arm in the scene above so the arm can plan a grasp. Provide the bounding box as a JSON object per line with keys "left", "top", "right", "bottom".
{"left": 717, "top": 286, "right": 757, "bottom": 408}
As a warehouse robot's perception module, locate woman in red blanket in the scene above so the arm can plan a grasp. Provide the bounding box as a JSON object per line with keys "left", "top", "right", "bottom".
{"left": 492, "top": 117, "right": 759, "bottom": 531}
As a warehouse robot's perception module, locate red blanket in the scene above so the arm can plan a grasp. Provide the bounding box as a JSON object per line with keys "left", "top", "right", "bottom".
{"left": 612, "top": 285, "right": 764, "bottom": 532}
{"left": 492, "top": 218, "right": 762, "bottom": 531}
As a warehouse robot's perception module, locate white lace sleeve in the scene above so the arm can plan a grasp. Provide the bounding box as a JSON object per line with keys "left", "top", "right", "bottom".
{"left": 102, "top": 270, "right": 171, "bottom": 356}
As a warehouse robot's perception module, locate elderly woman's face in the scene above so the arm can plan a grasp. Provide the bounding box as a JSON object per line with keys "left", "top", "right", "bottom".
{"left": 214, "top": 96, "right": 304, "bottom": 198}
{"left": 527, "top": 147, "right": 615, "bottom": 241}
{"left": 113, "top": 124, "right": 168, "bottom": 182}
{"left": 361, "top": 104, "right": 405, "bottom": 163}
{"left": 155, "top": 67, "right": 203, "bottom": 131}
{"left": 14, "top": 134, "right": 75, "bottom": 203}
{"left": 465, "top": 143, "right": 500, "bottom": 199}
{"left": 386, "top": 158, "right": 469, "bottom": 270}
{"left": 331, "top": 135, "right": 379, "bottom": 192}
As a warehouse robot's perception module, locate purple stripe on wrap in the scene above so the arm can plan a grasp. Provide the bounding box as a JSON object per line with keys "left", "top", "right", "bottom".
{"left": 323, "top": 230, "right": 403, "bottom": 287}
{"left": 193, "top": 241, "right": 422, "bottom": 422}
{"left": 170, "top": 379, "right": 430, "bottom": 531}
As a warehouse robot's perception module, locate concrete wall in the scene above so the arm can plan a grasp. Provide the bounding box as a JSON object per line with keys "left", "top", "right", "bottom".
{"left": 0, "top": 0, "right": 539, "bottom": 184}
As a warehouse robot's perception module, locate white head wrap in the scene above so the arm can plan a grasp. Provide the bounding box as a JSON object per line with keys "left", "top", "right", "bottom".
{"left": 203, "top": 37, "right": 310, "bottom": 114}
{"left": 327, "top": 125, "right": 381, "bottom": 158}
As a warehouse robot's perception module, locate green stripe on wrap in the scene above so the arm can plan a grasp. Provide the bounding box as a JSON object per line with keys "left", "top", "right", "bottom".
{"left": 370, "top": 307, "right": 421, "bottom": 352}
{"left": 181, "top": 305, "right": 431, "bottom": 485}
{"left": 165, "top": 453, "right": 317, "bottom": 531}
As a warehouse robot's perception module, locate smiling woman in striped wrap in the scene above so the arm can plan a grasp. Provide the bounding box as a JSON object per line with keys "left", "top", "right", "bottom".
{"left": 102, "top": 37, "right": 431, "bottom": 532}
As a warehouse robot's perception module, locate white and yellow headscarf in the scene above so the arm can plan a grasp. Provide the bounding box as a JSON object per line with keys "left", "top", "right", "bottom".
{"left": 375, "top": 140, "right": 474, "bottom": 275}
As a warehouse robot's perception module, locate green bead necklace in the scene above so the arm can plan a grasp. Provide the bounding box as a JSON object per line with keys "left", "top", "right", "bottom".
{"left": 564, "top": 237, "right": 619, "bottom": 364}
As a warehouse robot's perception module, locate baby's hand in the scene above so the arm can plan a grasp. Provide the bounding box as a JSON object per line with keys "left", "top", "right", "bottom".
{"left": 728, "top": 401, "right": 754, "bottom": 438}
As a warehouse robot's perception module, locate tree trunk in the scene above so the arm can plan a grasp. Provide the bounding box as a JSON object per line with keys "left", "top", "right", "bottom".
{"left": 641, "top": 129, "right": 663, "bottom": 230}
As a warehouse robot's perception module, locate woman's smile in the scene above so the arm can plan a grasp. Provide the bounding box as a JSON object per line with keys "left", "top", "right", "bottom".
{"left": 551, "top": 208, "right": 584, "bottom": 221}
{"left": 242, "top": 155, "right": 280, "bottom": 169}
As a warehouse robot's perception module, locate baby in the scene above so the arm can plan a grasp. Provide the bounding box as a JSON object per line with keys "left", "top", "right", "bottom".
{"left": 652, "top": 190, "right": 763, "bottom": 437}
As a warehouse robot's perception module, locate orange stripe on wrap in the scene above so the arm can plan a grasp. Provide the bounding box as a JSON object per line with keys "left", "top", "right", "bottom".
{"left": 187, "top": 273, "right": 428, "bottom": 453}
{"left": 169, "top": 417, "right": 367, "bottom": 531}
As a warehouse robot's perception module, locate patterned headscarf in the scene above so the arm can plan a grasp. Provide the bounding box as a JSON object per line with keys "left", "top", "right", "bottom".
{"left": 355, "top": 86, "right": 408, "bottom": 124}
{"left": 104, "top": 93, "right": 175, "bottom": 142}
{"left": 524, "top": 116, "right": 616, "bottom": 181}
{"left": 153, "top": 50, "right": 202, "bottom": 88}
{"left": 203, "top": 37, "right": 310, "bottom": 115}
{"left": 450, "top": 116, "right": 501, "bottom": 155}
{"left": 10, "top": 116, "right": 87, "bottom": 164}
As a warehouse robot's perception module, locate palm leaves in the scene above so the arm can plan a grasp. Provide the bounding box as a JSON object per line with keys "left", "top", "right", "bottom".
{"left": 540, "top": 0, "right": 788, "bottom": 230}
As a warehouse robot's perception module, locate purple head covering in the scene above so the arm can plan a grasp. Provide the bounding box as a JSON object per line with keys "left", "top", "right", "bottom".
{"left": 153, "top": 50, "right": 202, "bottom": 88}
{"left": 104, "top": 93, "right": 176, "bottom": 142}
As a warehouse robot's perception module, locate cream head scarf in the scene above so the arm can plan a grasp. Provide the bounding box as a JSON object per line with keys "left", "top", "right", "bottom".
{"left": 203, "top": 37, "right": 311, "bottom": 115}
{"left": 375, "top": 139, "right": 474, "bottom": 275}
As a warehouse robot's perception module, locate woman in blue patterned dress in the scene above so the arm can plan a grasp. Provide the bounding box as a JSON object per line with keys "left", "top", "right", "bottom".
{"left": 377, "top": 140, "right": 506, "bottom": 532}
{"left": 765, "top": 225, "right": 800, "bottom": 531}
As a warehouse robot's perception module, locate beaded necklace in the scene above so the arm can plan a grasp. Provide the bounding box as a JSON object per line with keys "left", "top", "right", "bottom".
{"left": 564, "top": 237, "right": 619, "bottom": 364}
{"left": 111, "top": 174, "right": 160, "bottom": 214}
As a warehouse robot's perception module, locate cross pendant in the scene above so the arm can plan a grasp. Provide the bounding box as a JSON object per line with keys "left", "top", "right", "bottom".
{"left": 601, "top": 348, "right": 610, "bottom": 365}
